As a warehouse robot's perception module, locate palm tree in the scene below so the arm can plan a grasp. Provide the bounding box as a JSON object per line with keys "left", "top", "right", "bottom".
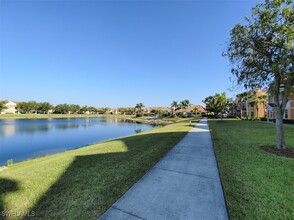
{"left": 135, "top": 103, "right": 145, "bottom": 114}
{"left": 250, "top": 93, "right": 267, "bottom": 118}
{"left": 192, "top": 106, "right": 199, "bottom": 114}
{"left": 179, "top": 99, "right": 192, "bottom": 109}
{"left": 227, "top": 98, "right": 236, "bottom": 117}
{"left": 171, "top": 101, "right": 178, "bottom": 116}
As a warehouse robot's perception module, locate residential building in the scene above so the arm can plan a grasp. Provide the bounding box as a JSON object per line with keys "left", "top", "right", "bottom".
{"left": 176, "top": 105, "right": 206, "bottom": 115}
{"left": 1, "top": 100, "right": 18, "bottom": 114}
{"left": 143, "top": 107, "right": 171, "bottom": 115}
{"left": 267, "top": 94, "right": 294, "bottom": 120}
{"left": 232, "top": 88, "right": 267, "bottom": 118}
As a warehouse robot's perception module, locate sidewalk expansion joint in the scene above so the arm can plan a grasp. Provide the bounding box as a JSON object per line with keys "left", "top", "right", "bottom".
{"left": 154, "top": 167, "right": 217, "bottom": 181}
{"left": 111, "top": 206, "right": 146, "bottom": 220}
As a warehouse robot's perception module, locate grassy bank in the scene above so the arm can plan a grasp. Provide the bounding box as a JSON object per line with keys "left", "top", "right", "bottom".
{"left": 0, "top": 120, "right": 196, "bottom": 219}
{"left": 208, "top": 119, "right": 294, "bottom": 219}
{"left": 128, "top": 116, "right": 199, "bottom": 125}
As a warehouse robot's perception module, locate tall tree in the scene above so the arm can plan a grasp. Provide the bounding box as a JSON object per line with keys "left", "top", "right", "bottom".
{"left": 17, "top": 102, "right": 37, "bottom": 114}
{"left": 135, "top": 103, "right": 145, "bottom": 114}
{"left": 69, "top": 104, "right": 80, "bottom": 114}
{"left": 214, "top": 93, "right": 229, "bottom": 120}
{"left": 0, "top": 101, "right": 7, "bottom": 112}
{"left": 88, "top": 106, "right": 98, "bottom": 114}
{"left": 99, "top": 107, "right": 110, "bottom": 114}
{"left": 203, "top": 93, "right": 229, "bottom": 119}
{"left": 27, "top": 101, "right": 38, "bottom": 113}
{"left": 202, "top": 96, "right": 215, "bottom": 113}
{"left": 179, "top": 99, "right": 192, "bottom": 109}
{"left": 225, "top": 0, "right": 293, "bottom": 149}
{"left": 171, "top": 101, "right": 178, "bottom": 116}
{"left": 37, "top": 102, "right": 53, "bottom": 114}
{"left": 54, "top": 104, "right": 69, "bottom": 114}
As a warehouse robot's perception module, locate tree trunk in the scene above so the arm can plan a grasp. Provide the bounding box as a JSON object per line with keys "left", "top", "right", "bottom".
{"left": 275, "top": 107, "right": 286, "bottom": 149}
{"left": 246, "top": 101, "right": 249, "bottom": 118}
{"left": 273, "top": 76, "right": 287, "bottom": 149}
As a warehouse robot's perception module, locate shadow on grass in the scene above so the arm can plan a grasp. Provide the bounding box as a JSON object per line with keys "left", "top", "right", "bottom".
{"left": 3, "top": 131, "right": 190, "bottom": 219}
{"left": 0, "top": 178, "right": 19, "bottom": 218}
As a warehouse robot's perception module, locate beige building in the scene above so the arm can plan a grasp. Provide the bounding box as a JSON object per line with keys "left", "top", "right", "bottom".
{"left": 1, "top": 100, "right": 18, "bottom": 114}
{"left": 233, "top": 89, "right": 267, "bottom": 118}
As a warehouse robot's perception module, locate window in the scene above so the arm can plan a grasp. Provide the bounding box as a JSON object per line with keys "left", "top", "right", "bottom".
{"left": 284, "top": 109, "right": 288, "bottom": 119}
{"left": 251, "top": 112, "right": 254, "bottom": 117}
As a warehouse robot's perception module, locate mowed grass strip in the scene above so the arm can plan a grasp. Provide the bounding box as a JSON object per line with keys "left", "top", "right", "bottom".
{"left": 0, "top": 120, "right": 195, "bottom": 220}
{"left": 208, "top": 119, "right": 294, "bottom": 220}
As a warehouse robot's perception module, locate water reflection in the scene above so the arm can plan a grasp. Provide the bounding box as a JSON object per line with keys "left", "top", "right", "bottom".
{"left": 0, "top": 117, "right": 155, "bottom": 165}
{"left": 0, "top": 118, "right": 129, "bottom": 137}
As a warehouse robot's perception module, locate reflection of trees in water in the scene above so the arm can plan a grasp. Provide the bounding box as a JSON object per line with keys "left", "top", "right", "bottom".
{"left": 134, "top": 129, "right": 142, "bottom": 133}
{"left": 0, "top": 117, "right": 152, "bottom": 137}
{"left": 103, "top": 117, "right": 129, "bottom": 124}
{"left": 0, "top": 123, "right": 52, "bottom": 136}
{"left": 55, "top": 123, "right": 80, "bottom": 130}
{"left": 0, "top": 118, "right": 109, "bottom": 136}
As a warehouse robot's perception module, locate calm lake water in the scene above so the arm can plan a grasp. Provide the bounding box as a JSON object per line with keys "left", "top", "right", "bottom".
{"left": 0, "top": 117, "right": 155, "bottom": 165}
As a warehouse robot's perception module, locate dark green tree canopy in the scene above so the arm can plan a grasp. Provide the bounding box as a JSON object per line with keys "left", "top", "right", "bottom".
{"left": 203, "top": 93, "right": 229, "bottom": 118}
{"left": 179, "top": 99, "right": 192, "bottom": 109}
{"left": 225, "top": 0, "right": 293, "bottom": 90}
{"left": 225, "top": 0, "right": 293, "bottom": 149}
{"left": 0, "top": 101, "right": 7, "bottom": 112}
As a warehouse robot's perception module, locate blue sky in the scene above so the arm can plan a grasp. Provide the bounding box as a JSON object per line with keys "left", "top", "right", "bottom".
{"left": 0, "top": 0, "right": 259, "bottom": 107}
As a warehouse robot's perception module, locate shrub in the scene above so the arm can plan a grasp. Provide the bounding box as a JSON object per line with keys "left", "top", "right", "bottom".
{"left": 283, "top": 119, "right": 294, "bottom": 124}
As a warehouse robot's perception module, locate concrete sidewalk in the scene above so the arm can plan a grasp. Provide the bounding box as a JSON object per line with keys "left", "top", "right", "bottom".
{"left": 99, "top": 119, "right": 228, "bottom": 220}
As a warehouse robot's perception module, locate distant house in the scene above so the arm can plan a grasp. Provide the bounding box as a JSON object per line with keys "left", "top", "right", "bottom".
{"left": 143, "top": 107, "right": 171, "bottom": 116}
{"left": 176, "top": 105, "right": 206, "bottom": 115}
{"left": 1, "top": 100, "right": 18, "bottom": 114}
{"left": 109, "top": 107, "right": 133, "bottom": 115}
{"left": 110, "top": 108, "right": 119, "bottom": 115}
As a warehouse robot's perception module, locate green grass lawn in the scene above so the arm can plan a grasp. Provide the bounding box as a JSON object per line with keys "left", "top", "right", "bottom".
{"left": 0, "top": 120, "right": 195, "bottom": 220}
{"left": 162, "top": 117, "right": 199, "bottom": 123}
{"left": 208, "top": 119, "right": 294, "bottom": 220}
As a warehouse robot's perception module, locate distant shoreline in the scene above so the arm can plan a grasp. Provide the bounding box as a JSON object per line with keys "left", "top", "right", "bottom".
{"left": 0, "top": 114, "right": 196, "bottom": 126}
{"left": 0, "top": 114, "right": 133, "bottom": 120}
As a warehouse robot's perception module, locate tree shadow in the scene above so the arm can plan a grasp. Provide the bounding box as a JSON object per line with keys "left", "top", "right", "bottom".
{"left": 19, "top": 131, "right": 188, "bottom": 219}
{"left": 0, "top": 177, "right": 19, "bottom": 220}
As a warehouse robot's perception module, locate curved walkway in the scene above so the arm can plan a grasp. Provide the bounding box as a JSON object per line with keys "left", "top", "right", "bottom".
{"left": 99, "top": 119, "right": 228, "bottom": 220}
